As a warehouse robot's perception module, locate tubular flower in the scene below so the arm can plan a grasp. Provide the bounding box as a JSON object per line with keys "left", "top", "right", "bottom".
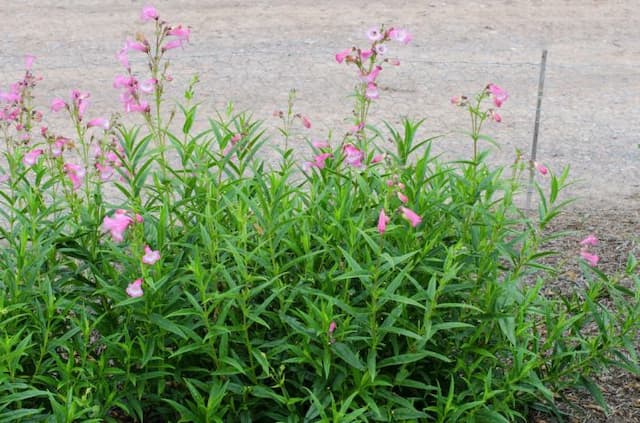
{"left": 400, "top": 206, "right": 422, "bottom": 227}
{"left": 126, "top": 278, "right": 144, "bottom": 298}
{"left": 103, "top": 209, "right": 133, "bottom": 242}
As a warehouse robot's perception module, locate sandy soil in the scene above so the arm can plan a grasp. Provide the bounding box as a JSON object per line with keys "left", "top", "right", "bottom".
{"left": 1, "top": 1, "right": 638, "bottom": 421}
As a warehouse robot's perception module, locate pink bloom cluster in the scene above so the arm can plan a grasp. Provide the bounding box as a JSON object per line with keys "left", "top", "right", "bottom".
{"left": 113, "top": 75, "right": 155, "bottom": 113}
{"left": 0, "top": 55, "right": 42, "bottom": 141}
{"left": 378, "top": 205, "right": 422, "bottom": 234}
{"left": 579, "top": 234, "right": 599, "bottom": 267}
{"left": 103, "top": 209, "right": 135, "bottom": 242}
{"left": 335, "top": 25, "right": 412, "bottom": 101}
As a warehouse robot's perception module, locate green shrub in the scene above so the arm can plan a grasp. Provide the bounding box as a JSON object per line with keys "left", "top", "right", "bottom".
{"left": 0, "top": 6, "right": 638, "bottom": 422}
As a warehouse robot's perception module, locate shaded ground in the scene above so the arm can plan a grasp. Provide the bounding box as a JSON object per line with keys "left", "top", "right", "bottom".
{"left": 528, "top": 208, "right": 640, "bottom": 423}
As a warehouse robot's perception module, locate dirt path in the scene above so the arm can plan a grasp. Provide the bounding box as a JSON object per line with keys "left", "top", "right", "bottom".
{"left": 1, "top": 0, "right": 638, "bottom": 210}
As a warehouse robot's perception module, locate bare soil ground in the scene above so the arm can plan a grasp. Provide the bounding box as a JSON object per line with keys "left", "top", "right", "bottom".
{"left": 1, "top": 0, "right": 638, "bottom": 420}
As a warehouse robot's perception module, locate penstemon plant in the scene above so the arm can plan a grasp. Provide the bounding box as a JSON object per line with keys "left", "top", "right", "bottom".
{"left": 0, "top": 5, "right": 637, "bottom": 423}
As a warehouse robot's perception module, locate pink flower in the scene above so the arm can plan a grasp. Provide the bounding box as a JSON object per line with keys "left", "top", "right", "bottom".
{"left": 141, "top": 5, "right": 158, "bottom": 21}
{"left": 126, "top": 278, "right": 144, "bottom": 298}
{"left": 367, "top": 27, "right": 383, "bottom": 41}
{"left": 489, "top": 109, "right": 502, "bottom": 123}
{"left": 95, "top": 163, "right": 114, "bottom": 181}
{"left": 328, "top": 321, "right": 337, "bottom": 335}
{"left": 378, "top": 208, "right": 391, "bottom": 234}
{"left": 116, "top": 47, "right": 129, "bottom": 68}
{"left": 51, "top": 137, "right": 68, "bottom": 157}
{"left": 71, "top": 90, "right": 90, "bottom": 120}
{"left": 335, "top": 48, "right": 352, "bottom": 64}
{"left": 87, "top": 117, "right": 110, "bottom": 130}
{"left": 374, "top": 44, "right": 387, "bottom": 55}
{"left": 124, "top": 39, "right": 148, "bottom": 53}
{"left": 142, "top": 245, "right": 161, "bottom": 265}
{"left": 63, "top": 163, "right": 85, "bottom": 190}
{"left": 23, "top": 149, "right": 43, "bottom": 166}
{"left": 360, "top": 49, "right": 373, "bottom": 60}
{"left": 139, "top": 78, "right": 157, "bottom": 94}
{"left": 365, "top": 83, "right": 379, "bottom": 100}
{"left": 580, "top": 251, "right": 599, "bottom": 267}
{"left": 580, "top": 234, "right": 598, "bottom": 247}
{"left": 397, "top": 192, "right": 408, "bottom": 204}
{"left": 534, "top": 161, "right": 548, "bottom": 176}
{"left": 487, "top": 83, "right": 508, "bottom": 108}
{"left": 314, "top": 153, "right": 333, "bottom": 169}
{"left": 361, "top": 65, "right": 382, "bottom": 83}
{"left": 312, "top": 140, "right": 330, "bottom": 149}
{"left": 349, "top": 122, "right": 365, "bottom": 134}
{"left": 24, "top": 55, "right": 36, "bottom": 70}
{"left": 371, "top": 154, "right": 385, "bottom": 164}
{"left": 162, "top": 39, "right": 183, "bottom": 51}
{"left": 167, "top": 25, "right": 190, "bottom": 41}
{"left": 103, "top": 209, "right": 133, "bottom": 243}
{"left": 343, "top": 144, "right": 364, "bottom": 168}
{"left": 389, "top": 28, "right": 412, "bottom": 44}
{"left": 400, "top": 206, "right": 422, "bottom": 227}
{"left": 135, "top": 214, "right": 144, "bottom": 223}
{"left": 301, "top": 115, "right": 312, "bottom": 129}
{"left": 50, "top": 98, "right": 66, "bottom": 112}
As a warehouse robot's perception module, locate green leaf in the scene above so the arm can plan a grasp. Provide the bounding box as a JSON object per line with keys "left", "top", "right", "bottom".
{"left": 332, "top": 342, "right": 365, "bottom": 371}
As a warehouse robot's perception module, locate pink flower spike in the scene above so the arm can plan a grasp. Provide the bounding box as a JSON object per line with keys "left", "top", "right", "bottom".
{"left": 102, "top": 209, "right": 133, "bottom": 243}
{"left": 534, "top": 161, "right": 548, "bottom": 176}
{"left": 488, "top": 83, "right": 508, "bottom": 108}
{"left": 378, "top": 208, "right": 391, "bottom": 234}
{"left": 63, "top": 163, "right": 86, "bottom": 191}
{"left": 388, "top": 58, "right": 401, "bottom": 66}
{"left": 23, "top": 149, "right": 44, "bottom": 167}
{"left": 580, "top": 251, "right": 599, "bottom": 267}
{"left": 135, "top": 214, "right": 144, "bottom": 223}
{"left": 142, "top": 245, "right": 161, "bottom": 265}
{"left": 397, "top": 192, "right": 408, "bottom": 204}
{"left": 367, "top": 27, "right": 383, "bottom": 41}
{"left": 24, "top": 55, "right": 36, "bottom": 70}
{"left": 400, "top": 206, "right": 422, "bottom": 228}
{"left": 126, "top": 278, "right": 144, "bottom": 298}
{"left": 335, "top": 48, "right": 352, "bottom": 64}
{"left": 141, "top": 5, "right": 158, "bottom": 21}
{"left": 580, "top": 234, "right": 598, "bottom": 247}
{"left": 87, "top": 117, "right": 110, "bottom": 130}
{"left": 343, "top": 144, "right": 364, "bottom": 168}
{"left": 50, "top": 98, "right": 66, "bottom": 112}
{"left": 301, "top": 116, "right": 312, "bottom": 129}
